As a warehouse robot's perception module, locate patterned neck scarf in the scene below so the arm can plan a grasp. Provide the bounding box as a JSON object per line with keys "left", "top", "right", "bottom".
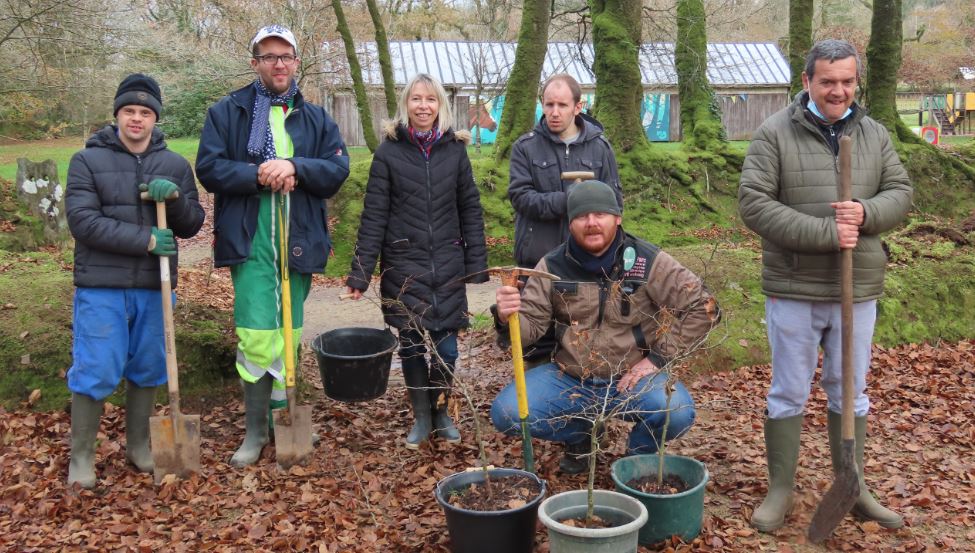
{"left": 247, "top": 78, "right": 299, "bottom": 162}
{"left": 408, "top": 126, "right": 441, "bottom": 160}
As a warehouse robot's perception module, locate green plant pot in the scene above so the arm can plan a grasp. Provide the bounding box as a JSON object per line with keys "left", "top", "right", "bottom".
{"left": 538, "top": 489, "right": 648, "bottom": 553}
{"left": 610, "top": 454, "right": 708, "bottom": 545}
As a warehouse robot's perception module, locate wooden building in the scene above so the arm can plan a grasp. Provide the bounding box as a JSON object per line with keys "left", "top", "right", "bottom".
{"left": 322, "top": 41, "right": 791, "bottom": 146}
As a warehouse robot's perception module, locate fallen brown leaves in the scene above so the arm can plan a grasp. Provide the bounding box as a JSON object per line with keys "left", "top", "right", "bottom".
{"left": 1, "top": 337, "right": 971, "bottom": 552}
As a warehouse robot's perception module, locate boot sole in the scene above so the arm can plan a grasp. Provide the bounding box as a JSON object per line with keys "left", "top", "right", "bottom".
{"left": 751, "top": 518, "right": 786, "bottom": 533}
{"left": 751, "top": 496, "right": 794, "bottom": 533}
{"left": 67, "top": 476, "right": 96, "bottom": 489}
{"left": 435, "top": 431, "right": 461, "bottom": 443}
{"left": 852, "top": 506, "right": 904, "bottom": 529}
{"left": 229, "top": 441, "right": 268, "bottom": 467}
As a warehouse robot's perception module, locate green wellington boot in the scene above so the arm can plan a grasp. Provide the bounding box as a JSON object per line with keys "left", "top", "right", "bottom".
{"left": 751, "top": 414, "right": 803, "bottom": 532}
{"left": 230, "top": 374, "right": 272, "bottom": 467}
{"left": 827, "top": 411, "right": 904, "bottom": 529}
{"left": 403, "top": 364, "right": 433, "bottom": 449}
{"left": 125, "top": 384, "right": 157, "bottom": 473}
{"left": 67, "top": 393, "right": 105, "bottom": 489}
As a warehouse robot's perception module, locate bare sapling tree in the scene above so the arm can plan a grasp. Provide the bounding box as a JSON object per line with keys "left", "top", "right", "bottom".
{"left": 351, "top": 282, "right": 498, "bottom": 492}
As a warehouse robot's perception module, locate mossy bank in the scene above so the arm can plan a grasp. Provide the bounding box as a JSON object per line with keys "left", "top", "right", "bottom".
{"left": 0, "top": 249, "right": 237, "bottom": 411}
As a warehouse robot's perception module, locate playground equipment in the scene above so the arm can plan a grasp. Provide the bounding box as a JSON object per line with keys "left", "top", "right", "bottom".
{"left": 920, "top": 92, "right": 975, "bottom": 135}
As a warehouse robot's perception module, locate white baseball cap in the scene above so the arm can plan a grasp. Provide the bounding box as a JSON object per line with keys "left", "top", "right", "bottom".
{"left": 250, "top": 24, "right": 298, "bottom": 52}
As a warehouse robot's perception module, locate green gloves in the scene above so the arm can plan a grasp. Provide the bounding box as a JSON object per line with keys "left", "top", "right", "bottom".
{"left": 142, "top": 179, "right": 180, "bottom": 202}
{"left": 149, "top": 227, "right": 176, "bottom": 256}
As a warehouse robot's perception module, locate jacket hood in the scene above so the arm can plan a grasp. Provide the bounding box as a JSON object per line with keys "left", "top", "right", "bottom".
{"left": 85, "top": 125, "right": 168, "bottom": 154}
{"left": 534, "top": 114, "right": 604, "bottom": 144}
{"left": 382, "top": 120, "right": 471, "bottom": 144}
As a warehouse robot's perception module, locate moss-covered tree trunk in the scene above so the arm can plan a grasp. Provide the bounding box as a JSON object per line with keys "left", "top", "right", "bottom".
{"left": 864, "top": 0, "right": 921, "bottom": 145}
{"left": 332, "top": 0, "right": 378, "bottom": 152}
{"left": 493, "top": 0, "right": 550, "bottom": 160}
{"left": 366, "top": 0, "right": 397, "bottom": 118}
{"left": 675, "top": 0, "right": 724, "bottom": 151}
{"left": 788, "top": 0, "right": 813, "bottom": 98}
{"left": 590, "top": 0, "right": 648, "bottom": 153}
{"left": 865, "top": 0, "right": 975, "bottom": 191}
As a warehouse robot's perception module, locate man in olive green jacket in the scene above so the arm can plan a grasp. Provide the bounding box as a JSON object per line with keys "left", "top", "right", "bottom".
{"left": 738, "top": 39, "right": 912, "bottom": 533}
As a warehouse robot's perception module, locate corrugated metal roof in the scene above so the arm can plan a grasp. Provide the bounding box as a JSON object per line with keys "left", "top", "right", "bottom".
{"left": 334, "top": 40, "right": 789, "bottom": 89}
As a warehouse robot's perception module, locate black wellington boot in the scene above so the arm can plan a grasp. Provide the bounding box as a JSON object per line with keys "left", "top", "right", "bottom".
{"left": 403, "top": 361, "right": 434, "bottom": 449}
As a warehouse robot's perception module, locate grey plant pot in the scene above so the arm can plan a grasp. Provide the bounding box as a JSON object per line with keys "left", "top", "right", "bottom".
{"left": 538, "top": 489, "right": 649, "bottom": 553}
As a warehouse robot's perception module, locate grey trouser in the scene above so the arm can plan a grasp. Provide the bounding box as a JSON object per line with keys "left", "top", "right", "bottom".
{"left": 765, "top": 297, "right": 877, "bottom": 419}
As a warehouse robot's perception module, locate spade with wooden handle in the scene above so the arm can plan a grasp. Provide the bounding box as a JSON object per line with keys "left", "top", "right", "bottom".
{"left": 808, "top": 135, "right": 860, "bottom": 543}
{"left": 141, "top": 190, "right": 202, "bottom": 484}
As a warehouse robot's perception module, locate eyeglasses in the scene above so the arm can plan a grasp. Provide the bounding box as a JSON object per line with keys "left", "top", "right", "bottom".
{"left": 253, "top": 54, "right": 297, "bottom": 66}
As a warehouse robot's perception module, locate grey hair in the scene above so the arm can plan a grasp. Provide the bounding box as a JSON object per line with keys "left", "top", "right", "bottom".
{"left": 804, "top": 39, "right": 862, "bottom": 81}
{"left": 395, "top": 73, "right": 454, "bottom": 135}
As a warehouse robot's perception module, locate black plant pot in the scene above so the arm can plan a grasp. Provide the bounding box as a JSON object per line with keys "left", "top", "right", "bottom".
{"left": 435, "top": 468, "right": 546, "bottom": 553}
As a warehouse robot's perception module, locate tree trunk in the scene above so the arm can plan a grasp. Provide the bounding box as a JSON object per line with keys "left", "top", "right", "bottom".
{"left": 332, "top": 0, "right": 379, "bottom": 152}
{"left": 865, "top": 0, "right": 975, "bottom": 188}
{"left": 864, "top": 0, "right": 920, "bottom": 143}
{"left": 365, "top": 0, "right": 397, "bottom": 118}
{"left": 788, "top": 0, "right": 813, "bottom": 98}
{"left": 591, "top": 0, "right": 648, "bottom": 153}
{"left": 675, "top": 0, "right": 724, "bottom": 151}
{"left": 493, "top": 0, "right": 550, "bottom": 160}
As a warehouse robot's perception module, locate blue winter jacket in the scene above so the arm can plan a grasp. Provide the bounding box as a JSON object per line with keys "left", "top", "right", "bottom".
{"left": 195, "top": 83, "right": 350, "bottom": 273}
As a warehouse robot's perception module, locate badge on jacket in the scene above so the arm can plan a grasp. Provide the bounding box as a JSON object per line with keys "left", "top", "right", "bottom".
{"left": 623, "top": 247, "right": 636, "bottom": 271}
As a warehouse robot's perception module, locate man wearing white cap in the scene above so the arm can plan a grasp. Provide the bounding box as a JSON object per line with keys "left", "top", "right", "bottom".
{"left": 196, "top": 25, "right": 350, "bottom": 467}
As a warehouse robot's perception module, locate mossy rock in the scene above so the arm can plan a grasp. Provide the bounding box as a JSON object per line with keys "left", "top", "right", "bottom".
{"left": 0, "top": 178, "right": 50, "bottom": 252}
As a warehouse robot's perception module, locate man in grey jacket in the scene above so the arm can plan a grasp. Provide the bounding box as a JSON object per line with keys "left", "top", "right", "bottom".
{"left": 738, "top": 39, "right": 912, "bottom": 532}
{"left": 505, "top": 74, "right": 623, "bottom": 366}
{"left": 509, "top": 74, "right": 622, "bottom": 270}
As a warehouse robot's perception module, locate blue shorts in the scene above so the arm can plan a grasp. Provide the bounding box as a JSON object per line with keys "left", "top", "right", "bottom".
{"left": 67, "top": 287, "right": 174, "bottom": 401}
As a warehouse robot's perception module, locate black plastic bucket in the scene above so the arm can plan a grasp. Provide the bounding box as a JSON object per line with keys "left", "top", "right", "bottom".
{"left": 311, "top": 327, "right": 397, "bottom": 402}
{"left": 435, "top": 468, "right": 546, "bottom": 553}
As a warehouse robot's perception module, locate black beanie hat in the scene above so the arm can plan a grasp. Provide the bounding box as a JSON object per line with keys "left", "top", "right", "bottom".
{"left": 114, "top": 73, "right": 162, "bottom": 119}
{"left": 567, "top": 180, "right": 621, "bottom": 220}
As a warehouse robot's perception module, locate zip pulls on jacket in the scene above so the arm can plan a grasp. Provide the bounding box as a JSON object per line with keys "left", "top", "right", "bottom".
{"left": 424, "top": 159, "right": 440, "bottom": 315}
{"left": 802, "top": 108, "right": 846, "bottom": 173}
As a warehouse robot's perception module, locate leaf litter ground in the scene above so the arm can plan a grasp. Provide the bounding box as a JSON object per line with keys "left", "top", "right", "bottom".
{"left": 1, "top": 327, "right": 972, "bottom": 551}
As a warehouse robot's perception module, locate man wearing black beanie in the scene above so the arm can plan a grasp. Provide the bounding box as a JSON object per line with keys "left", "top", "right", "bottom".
{"left": 63, "top": 73, "right": 204, "bottom": 488}
{"left": 114, "top": 73, "right": 163, "bottom": 120}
